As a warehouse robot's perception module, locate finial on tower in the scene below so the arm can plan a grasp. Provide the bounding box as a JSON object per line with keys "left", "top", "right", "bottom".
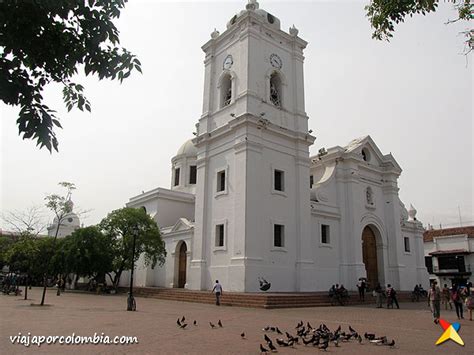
{"left": 246, "top": 0, "right": 259, "bottom": 11}
{"left": 211, "top": 28, "right": 220, "bottom": 39}
{"left": 289, "top": 24, "right": 299, "bottom": 37}
{"left": 407, "top": 204, "right": 417, "bottom": 221}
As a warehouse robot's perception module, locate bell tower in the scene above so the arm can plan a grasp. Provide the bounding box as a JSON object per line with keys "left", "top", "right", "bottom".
{"left": 189, "top": 0, "right": 315, "bottom": 292}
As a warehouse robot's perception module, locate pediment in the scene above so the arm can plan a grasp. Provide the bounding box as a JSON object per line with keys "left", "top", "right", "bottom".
{"left": 170, "top": 218, "right": 194, "bottom": 233}
{"left": 345, "top": 135, "right": 401, "bottom": 172}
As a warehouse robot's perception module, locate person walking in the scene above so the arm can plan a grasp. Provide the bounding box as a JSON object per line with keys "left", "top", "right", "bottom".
{"left": 386, "top": 284, "right": 400, "bottom": 309}
{"left": 212, "top": 280, "right": 223, "bottom": 306}
{"left": 374, "top": 283, "right": 383, "bottom": 308}
{"left": 357, "top": 279, "right": 366, "bottom": 301}
{"left": 465, "top": 287, "right": 473, "bottom": 321}
{"left": 428, "top": 281, "right": 441, "bottom": 324}
{"left": 441, "top": 284, "right": 452, "bottom": 310}
{"left": 451, "top": 284, "right": 464, "bottom": 320}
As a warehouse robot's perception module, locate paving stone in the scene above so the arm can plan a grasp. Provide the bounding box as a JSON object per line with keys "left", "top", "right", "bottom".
{"left": 1, "top": 287, "right": 472, "bottom": 354}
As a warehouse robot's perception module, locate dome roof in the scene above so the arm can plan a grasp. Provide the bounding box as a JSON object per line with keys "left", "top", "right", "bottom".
{"left": 176, "top": 139, "right": 197, "bottom": 157}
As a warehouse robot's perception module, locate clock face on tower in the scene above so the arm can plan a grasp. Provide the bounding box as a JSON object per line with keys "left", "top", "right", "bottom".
{"left": 223, "top": 55, "right": 233, "bottom": 70}
{"left": 270, "top": 53, "right": 282, "bottom": 69}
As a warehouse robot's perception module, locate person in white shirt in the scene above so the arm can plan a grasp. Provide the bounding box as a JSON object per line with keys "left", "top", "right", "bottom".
{"left": 212, "top": 280, "right": 223, "bottom": 306}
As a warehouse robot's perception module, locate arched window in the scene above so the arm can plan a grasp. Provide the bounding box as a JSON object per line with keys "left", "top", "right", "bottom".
{"left": 361, "top": 148, "right": 370, "bottom": 162}
{"left": 220, "top": 73, "right": 232, "bottom": 108}
{"left": 269, "top": 72, "right": 282, "bottom": 108}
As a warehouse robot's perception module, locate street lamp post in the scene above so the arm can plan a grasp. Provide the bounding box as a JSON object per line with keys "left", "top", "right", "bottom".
{"left": 127, "top": 225, "right": 138, "bottom": 311}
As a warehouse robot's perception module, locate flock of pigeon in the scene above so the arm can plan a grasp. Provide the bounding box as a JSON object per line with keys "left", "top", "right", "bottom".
{"left": 258, "top": 321, "right": 395, "bottom": 353}
{"left": 176, "top": 315, "right": 396, "bottom": 353}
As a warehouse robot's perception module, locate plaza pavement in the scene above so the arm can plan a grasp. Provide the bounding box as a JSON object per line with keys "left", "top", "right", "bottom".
{"left": 0, "top": 287, "right": 472, "bottom": 354}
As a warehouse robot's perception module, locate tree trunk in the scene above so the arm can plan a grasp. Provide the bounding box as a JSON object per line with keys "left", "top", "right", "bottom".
{"left": 24, "top": 275, "right": 28, "bottom": 300}
{"left": 40, "top": 275, "right": 47, "bottom": 305}
{"left": 113, "top": 268, "right": 123, "bottom": 291}
{"left": 40, "top": 215, "right": 61, "bottom": 306}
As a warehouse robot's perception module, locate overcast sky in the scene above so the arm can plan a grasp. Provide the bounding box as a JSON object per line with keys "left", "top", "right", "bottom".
{"left": 1, "top": 0, "right": 472, "bottom": 230}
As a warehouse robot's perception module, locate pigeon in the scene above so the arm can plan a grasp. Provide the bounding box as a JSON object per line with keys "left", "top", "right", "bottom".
{"left": 260, "top": 344, "right": 269, "bottom": 354}
{"left": 276, "top": 338, "right": 288, "bottom": 347}
{"left": 264, "top": 334, "right": 272, "bottom": 343}
{"left": 364, "top": 332, "right": 375, "bottom": 340}
{"left": 302, "top": 337, "right": 313, "bottom": 346}
{"left": 307, "top": 322, "right": 313, "bottom": 329}
{"left": 241, "top": 332, "right": 246, "bottom": 339}
{"left": 385, "top": 339, "right": 395, "bottom": 347}
{"left": 333, "top": 338, "right": 339, "bottom": 347}
{"left": 193, "top": 320, "right": 197, "bottom": 326}
{"left": 218, "top": 320, "right": 223, "bottom": 327}
{"left": 295, "top": 321, "right": 303, "bottom": 329}
{"left": 270, "top": 327, "right": 276, "bottom": 332}
{"left": 268, "top": 341, "right": 277, "bottom": 352}
{"left": 349, "top": 325, "right": 356, "bottom": 333}
{"left": 177, "top": 318, "right": 181, "bottom": 327}
{"left": 179, "top": 323, "right": 187, "bottom": 329}
{"left": 276, "top": 327, "right": 282, "bottom": 334}
{"left": 181, "top": 316, "right": 185, "bottom": 323}
{"left": 263, "top": 326, "right": 270, "bottom": 332}
{"left": 210, "top": 322, "right": 216, "bottom": 328}
{"left": 370, "top": 336, "right": 387, "bottom": 345}
{"left": 335, "top": 325, "right": 341, "bottom": 333}
{"left": 358, "top": 335, "right": 363, "bottom": 344}
{"left": 319, "top": 341, "right": 329, "bottom": 351}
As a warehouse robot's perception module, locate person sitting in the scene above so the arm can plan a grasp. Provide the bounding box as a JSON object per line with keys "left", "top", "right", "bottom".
{"left": 329, "top": 285, "right": 336, "bottom": 297}
{"left": 413, "top": 284, "right": 420, "bottom": 302}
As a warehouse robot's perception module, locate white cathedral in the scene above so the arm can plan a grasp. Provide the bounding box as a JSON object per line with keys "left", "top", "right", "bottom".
{"left": 123, "top": 1, "right": 429, "bottom": 293}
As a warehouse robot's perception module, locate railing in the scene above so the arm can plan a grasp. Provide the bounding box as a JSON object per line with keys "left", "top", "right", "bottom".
{"left": 432, "top": 265, "right": 471, "bottom": 273}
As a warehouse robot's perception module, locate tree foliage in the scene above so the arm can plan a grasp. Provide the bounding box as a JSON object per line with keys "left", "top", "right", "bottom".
{"left": 0, "top": 235, "right": 15, "bottom": 270}
{"left": 0, "top": 0, "right": 141, "bottom": 152}
{"left": 5, "top": 236, "right": 60, "bottom": 279}
{"left": 99, "top": 207, "right": 166, "bottom": 289}
{"left": 61, "top": 226, "right": 114, "bottom": 280}
{"left": 366, "top": 0, "right": 473, "bottom": 54}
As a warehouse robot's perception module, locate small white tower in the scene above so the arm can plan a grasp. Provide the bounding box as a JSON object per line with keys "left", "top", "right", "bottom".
{"left": 47, "top": 200, "right": 80, "bottom": 238}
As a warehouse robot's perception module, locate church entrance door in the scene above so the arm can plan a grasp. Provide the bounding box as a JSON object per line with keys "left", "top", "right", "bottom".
{"left": 362, "top": 226, "right": 378, "bottom": 289}
{"left": 178, "top": 242, "right": 187, "bottom": 288}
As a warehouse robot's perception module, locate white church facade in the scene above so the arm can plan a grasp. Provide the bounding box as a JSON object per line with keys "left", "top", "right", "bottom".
{"left": 124, "top": 1, "right": 429, "bottom": 292}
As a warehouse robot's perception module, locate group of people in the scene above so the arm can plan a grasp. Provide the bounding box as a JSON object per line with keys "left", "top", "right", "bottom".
{"left": 428, "top": 281, "right": 473, "bottom": 323}
{"left": 328, "top": 284, "right": 349, "bottom": 305}
{"left": 1, "top": 274, "right": 24, "bottom": 295}
{"left": 412, "top": 284, "right": 427, "bottom": 301}
{"left": 371, "top": 283, "right": 400, "bottom": 309}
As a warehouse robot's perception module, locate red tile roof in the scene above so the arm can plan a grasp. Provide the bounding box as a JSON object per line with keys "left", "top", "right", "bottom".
{"left": 423, "top": 226, "right": 474, "bottom": 242}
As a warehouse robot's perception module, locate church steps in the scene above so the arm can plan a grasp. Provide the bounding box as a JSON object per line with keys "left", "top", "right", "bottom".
{"left": 121, "top": 287, "right": 417, "bottom": 308}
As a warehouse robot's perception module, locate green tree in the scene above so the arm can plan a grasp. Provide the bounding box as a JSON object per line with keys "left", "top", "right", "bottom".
{"left": 62, "top": 226, "right": 114, "bottom": 286}
{"left": 0, "top": 235, "right": 15, "bottom": 270}
{"left": 0, "top": 0, "right": 142, "bottom": 152}
{"left": 99, "top": 207, "right": 166, "bottom": 290}
{"left": 5, "top": 235, "right": 38, "bottom": 300}
{"left": 366, "top": 0, "right": 473, "bottom": 54}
